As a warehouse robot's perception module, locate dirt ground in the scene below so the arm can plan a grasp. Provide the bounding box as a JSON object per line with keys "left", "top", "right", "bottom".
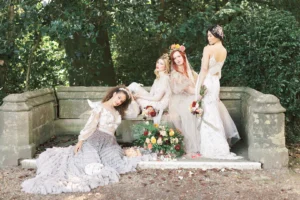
{"left": 1, "top": 139, "right": 300, "bottom": 200}
{"left": 1, "top": 166, "right": 300, "bottom": 199}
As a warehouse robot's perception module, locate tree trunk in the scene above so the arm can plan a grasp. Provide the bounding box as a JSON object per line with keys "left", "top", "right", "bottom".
{"left": 25, "top": 34, "right": 41, "bottom": 91}
{"left": 95, "top": 25, "right": 116, "bottom": 86}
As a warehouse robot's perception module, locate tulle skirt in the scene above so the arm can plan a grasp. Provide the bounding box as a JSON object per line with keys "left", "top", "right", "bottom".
{"left": 22, "top": 130, "right": 149, "bottom": 194}
{"left": 169, "top": 93, "right": 200, "bottom": 154}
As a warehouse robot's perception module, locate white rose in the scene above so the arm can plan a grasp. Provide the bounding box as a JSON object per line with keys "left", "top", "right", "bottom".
{"left": 145, "top": 138, "right": 150, "bottom": 144}
{"left": 174, "top": 138, "right": 179, "bottom": 144}
{"left": 157, "top": 137, "right": 163, "bottom": 145}
{"left": 160, "top": 130, "right": 167, "bottom": 137}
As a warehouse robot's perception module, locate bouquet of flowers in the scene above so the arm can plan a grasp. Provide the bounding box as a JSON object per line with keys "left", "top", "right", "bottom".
{"left": 133, "top": 122, "right": 185, "bottom": 158}
{"left": 142, "top": 106, "right": 157, "bottom": 119}
{"left": 189, "top": 85, "right": 207, "bottom": 117}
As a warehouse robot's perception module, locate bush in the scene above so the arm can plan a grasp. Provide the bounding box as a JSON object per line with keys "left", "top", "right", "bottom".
{"left": 222, "top": 3, "right": 300, "bottom": 142}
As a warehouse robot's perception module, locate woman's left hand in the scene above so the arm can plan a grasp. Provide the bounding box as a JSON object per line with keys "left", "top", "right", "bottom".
{"left": 74, "top": 140, "right": 83, "bottom": 155}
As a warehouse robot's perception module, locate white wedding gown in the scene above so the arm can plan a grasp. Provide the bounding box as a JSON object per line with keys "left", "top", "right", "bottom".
{"left": 195, "top": 55, "right": 241, "bottom": 159}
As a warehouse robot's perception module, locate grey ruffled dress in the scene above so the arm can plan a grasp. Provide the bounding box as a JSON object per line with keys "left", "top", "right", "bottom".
{"left": 22, "top": 103, "right": 147, "bottom": 194}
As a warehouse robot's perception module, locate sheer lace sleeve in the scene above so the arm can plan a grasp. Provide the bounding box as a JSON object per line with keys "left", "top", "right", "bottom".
{"left": 139, "top": 76, "right": 170, "bottom": 101}
{"left": 78, "top": 105, "right": 102, "bottom": 141}
{"left": 170, "top": 70, "right": 192, "bottom": 95}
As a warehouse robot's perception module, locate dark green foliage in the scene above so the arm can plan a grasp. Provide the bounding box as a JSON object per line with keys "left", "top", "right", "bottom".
{"left": 0, "top": 0, "right": 299, "bottom": 142}
{"left": 222, "top": 2, "right": 300, "bottom": 142}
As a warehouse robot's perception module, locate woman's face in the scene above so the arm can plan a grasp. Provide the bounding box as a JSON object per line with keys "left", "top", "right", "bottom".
{"left": 111, "top": 92, "right": 127, "bottom": 107}
{"left": 155, "top": 59, "right": 166, "bottom": 72}
{"left": 207, "top": 31, "right": 219, "bottom": 45}
{"left": 173, "top": 51, "right": 184, "bottom": 66}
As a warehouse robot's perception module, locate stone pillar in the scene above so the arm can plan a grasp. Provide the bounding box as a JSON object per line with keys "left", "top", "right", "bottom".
{"left": 246, "top": 92, "right": 288, "bottom": 169}
{"left": 0, "top": 88, "right": 56, "bottom": 167}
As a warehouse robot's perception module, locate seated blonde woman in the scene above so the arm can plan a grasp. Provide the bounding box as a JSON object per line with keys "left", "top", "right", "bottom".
{"left": 126, "top": 53, "right": 171, "bottom": 124}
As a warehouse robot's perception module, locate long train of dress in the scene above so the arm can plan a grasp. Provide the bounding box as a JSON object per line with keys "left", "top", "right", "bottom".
{"left": 196, "top": 56, "right": 241, "bottom": 159}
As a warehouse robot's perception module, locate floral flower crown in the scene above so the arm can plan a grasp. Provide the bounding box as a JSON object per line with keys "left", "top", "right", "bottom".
{"left": 211, "top": 25, "right": 224, "bottom": 39}
{"left": 169, "top": 44, "right": 186, "bottom": 54}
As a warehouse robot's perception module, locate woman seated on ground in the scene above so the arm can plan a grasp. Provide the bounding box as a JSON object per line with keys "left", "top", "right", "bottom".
{"left": 22, "top": 86, "right": 152, "bottom": 195}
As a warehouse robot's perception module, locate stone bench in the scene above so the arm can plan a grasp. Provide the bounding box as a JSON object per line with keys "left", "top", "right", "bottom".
{"left": 0, "top": 86, "right": 288, "bottom": 168}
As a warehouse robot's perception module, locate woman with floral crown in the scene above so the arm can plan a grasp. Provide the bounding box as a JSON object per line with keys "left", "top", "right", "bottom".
{"left": 22, "top": 86, "right": 153, "bottom": 194}
{"left": 126, "top": 53, "right": 171, "bottom": 124}
{"left": 194, "top": 25, "right": 241, "bottom": 159}
{"left": 168, "top": 44, "right": 200, "bottom": 157}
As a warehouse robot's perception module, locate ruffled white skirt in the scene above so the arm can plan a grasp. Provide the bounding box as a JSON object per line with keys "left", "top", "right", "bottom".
{"left": 22, "top": 130, "right": 150, "bottom": 194}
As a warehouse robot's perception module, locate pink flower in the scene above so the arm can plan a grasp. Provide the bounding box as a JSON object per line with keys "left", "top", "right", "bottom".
{"left": 179, "top": 45, "right": 186, "bottom": 52}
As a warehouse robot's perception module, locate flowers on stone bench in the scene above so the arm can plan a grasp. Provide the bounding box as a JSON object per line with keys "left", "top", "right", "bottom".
{"left": 133, "top": 122, "right": 185, "bottom": 158}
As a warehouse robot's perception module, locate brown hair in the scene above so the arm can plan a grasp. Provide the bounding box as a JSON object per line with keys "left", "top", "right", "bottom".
{"left": 101, "top": 85, "right": 131, "bottom": 118}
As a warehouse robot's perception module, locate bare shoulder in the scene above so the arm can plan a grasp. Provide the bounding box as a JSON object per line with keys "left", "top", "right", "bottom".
{"left": 221, "top": 45, "right": 227, "bottom": 55}
{"left": 203, "top": 45, "right": 214, "bottom": 56}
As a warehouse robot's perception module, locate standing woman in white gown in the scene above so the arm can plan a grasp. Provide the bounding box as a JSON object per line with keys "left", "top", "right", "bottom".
{"left": 195, "top": 25, "right": 241, "bottom": 159}
{"left": 168, "top": 44, "right": 200, "bottom": 156}
{"left": 22, "top": 86, "right": 150, "bottom": 194}
{"left": 126, "top": 53, "right": 171, "bottom": 124}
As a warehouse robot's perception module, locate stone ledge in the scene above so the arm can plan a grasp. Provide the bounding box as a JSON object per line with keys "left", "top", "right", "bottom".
{"left": 20, "top": 159, "right": 261, "bottom": 170}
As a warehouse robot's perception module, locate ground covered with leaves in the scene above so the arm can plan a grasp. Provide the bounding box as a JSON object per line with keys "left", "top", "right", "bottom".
{"left": 1, "top": 167, "right": 300, "bottom": 200}
{"left": 1, "top": 136, "right": 300, "bottom": 199}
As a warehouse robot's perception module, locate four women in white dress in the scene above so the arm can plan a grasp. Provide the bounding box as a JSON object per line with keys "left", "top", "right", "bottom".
{"left": 22, "top": 25, "right": 242, "bottom": 195}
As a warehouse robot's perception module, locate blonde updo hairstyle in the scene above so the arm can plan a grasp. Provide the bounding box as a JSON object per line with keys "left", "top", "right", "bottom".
{"left": 154, "top": 53, "right": 170, "bottom": 79}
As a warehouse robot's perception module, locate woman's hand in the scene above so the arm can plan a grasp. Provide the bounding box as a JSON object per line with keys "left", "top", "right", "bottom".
{"left": 74, "top": 140, "right": 83, "bottom": 155}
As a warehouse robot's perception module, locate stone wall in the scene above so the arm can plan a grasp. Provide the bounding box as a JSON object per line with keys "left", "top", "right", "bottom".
{"left": 0, "top": 88, "right": 56, "bottom": 166}
{"left": 0, "top": 86, "right": 288, "bottom": 168}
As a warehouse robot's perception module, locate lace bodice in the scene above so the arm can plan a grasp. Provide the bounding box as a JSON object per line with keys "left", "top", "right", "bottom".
{"left": 170, "top": 70, "right": 198, "bottom": 95}
{"left": 208, "top": 55, "right": 224, "bottom": 79}
{"left": 78, "top": 102, "right": 122, "bottom": 141}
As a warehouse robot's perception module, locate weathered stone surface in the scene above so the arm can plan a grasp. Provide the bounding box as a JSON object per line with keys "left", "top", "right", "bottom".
{"left": 54, "top": 119, "right": 86, "bottom": 135}
{"left": 0, "top": 86, "right": 289, "bottom": 169}
{"left": 0, "top": 88, "right": 56, "bottom": 167}
{"left": 59, "top": 100, "right": 98, "bottom": 119}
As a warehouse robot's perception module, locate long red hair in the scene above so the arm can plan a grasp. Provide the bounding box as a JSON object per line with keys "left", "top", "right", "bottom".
{"left": 170, "top": 50, "right": 189, "bottom": 77}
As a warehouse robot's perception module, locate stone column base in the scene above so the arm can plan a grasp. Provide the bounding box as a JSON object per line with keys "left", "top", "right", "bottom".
{"left": 248, "top": 147, "right": 288, "bottom": 169}
{"left": 0, "top": 144, "right": 36, "bottom": 166}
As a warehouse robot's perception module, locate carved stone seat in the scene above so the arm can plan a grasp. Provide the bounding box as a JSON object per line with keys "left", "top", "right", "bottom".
{"left": 0, "top": 86, "right": 288, "bottom": 169}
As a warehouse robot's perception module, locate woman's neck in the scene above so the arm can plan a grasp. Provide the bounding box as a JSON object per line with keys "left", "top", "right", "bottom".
{"left": 212, "top": 40, "right": 222, "bottom": 46}
{"left": 177, "top": 65, "right": 184, "bottom": 73}
{"left": 103, "top": 100, "right": 114, "bottom": 109}
{"left": 158, "top": 71, "right": 166, "bottom": 76}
